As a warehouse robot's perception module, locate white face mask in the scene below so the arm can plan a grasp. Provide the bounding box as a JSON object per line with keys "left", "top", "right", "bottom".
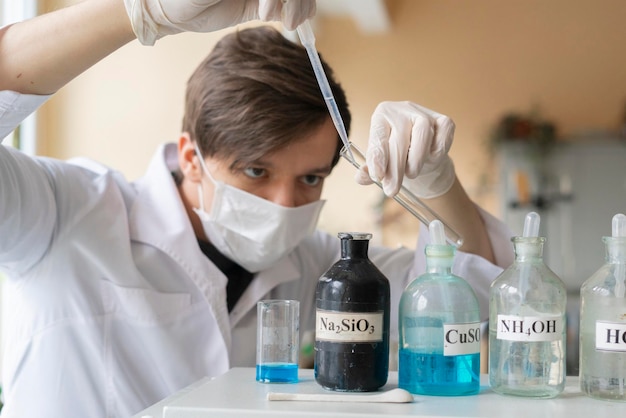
{"left": 192, "top": 143, "right": 325, "bottom": 272}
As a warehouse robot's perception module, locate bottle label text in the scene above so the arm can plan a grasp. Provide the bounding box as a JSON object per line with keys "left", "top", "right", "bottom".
{"left": 496, "top": 314, "right": 563, "bottom": 342}
{"left": 443, "top": 322, "right": 481, "bottom": 356}
{"left": 316, "top": 310, "right": 383, "bottom": 342}
{"left": 596, "top": 321, "right": 626, "bottom": 352}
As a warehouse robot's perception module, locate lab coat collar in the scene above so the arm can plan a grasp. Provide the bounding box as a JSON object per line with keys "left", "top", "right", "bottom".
{"left": 129, "top": 143, "right": 232, "bottom": 352}
{"left": 229, "top": 253, "right": 301, "bottom": 327}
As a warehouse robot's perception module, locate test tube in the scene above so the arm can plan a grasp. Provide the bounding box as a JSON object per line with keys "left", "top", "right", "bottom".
{"left": 341, "top": 142, "right": 464, "bottom": 247}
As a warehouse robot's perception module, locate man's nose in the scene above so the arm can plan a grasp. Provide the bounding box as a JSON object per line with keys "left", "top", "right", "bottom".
{"left": 267, "top": 183, "right": 298, "bottom": 208}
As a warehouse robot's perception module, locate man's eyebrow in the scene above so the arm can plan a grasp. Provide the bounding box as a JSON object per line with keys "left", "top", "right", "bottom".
{"left": 306, "top": 164, "right": 333, "bottom": 175}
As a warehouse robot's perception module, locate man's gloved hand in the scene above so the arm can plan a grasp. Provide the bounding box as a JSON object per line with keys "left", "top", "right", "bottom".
{"left": 355, "top": 101, "right": 456, "bottom": 199}
{"left": 124, "top": 0, "right": 316, "bottom": 46}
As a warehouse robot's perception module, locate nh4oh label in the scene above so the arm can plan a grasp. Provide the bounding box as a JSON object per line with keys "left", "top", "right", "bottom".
{"left": 496, "top": 314, "right": 563, "bottom": 342}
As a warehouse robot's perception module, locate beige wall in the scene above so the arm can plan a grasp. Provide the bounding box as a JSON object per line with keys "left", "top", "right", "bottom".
{"left": 38, "top": 0, "right": 626, "bottom": 247}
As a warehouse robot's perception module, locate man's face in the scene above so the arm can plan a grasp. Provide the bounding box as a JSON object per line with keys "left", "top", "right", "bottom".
{"left": 201, "top": 117, "right": 338, "bottom": 208}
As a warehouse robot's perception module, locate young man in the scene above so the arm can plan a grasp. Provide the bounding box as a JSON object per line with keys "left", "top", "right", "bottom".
{"left": 0, "top": 0, "right": 511, "bottom": 417}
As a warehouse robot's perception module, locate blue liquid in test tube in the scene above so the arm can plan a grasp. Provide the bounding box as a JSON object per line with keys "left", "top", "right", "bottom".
{"left": 256, "top": 363, "right": 299, "bottom": 383}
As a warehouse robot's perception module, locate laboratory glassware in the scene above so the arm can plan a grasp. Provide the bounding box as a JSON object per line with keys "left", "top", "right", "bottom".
{"left": 580, "top": 213, "right": 626, "bottom": 401}
{"left": 489, "top": 212, "right": 567, "bottom": 398}
{"left": 256, "top": 299, "right": 300, "bottom": 383}
{"left": 398, "top": 220, "right": 481, "bottom": 396}
{"left": 340, "top": 143, "right": 463, "bottom": 247}
{"left": 297, "top": 20, "right": 463, "bottom": 247}
{"left": 315, "top": 232, "right": 390, "bottom": 391}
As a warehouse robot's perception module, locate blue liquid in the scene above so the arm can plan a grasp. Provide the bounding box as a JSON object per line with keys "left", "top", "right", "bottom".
{"left": 256, "top": 363, "right": 298, "bottom": 383}
{"left": 399, "top": 349, "right": 480, "bottom": 396}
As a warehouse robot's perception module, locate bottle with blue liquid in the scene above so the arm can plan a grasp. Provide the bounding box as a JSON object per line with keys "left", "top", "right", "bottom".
{"left": 398, "top": 220, "right": 481, "bottom": 396}
{"left": 489, "top": 212, "right": 566, "bottom": 398}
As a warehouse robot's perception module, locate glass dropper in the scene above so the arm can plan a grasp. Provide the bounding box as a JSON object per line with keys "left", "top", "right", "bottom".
{"left": 297, "top": 20, "right": 463, "bottom": 247}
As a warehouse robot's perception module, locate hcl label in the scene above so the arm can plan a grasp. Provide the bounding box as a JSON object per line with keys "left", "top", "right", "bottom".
{"left": 443, "top": 322, "right": 481, "bottom": 356}
{"left": 596, "top": 321, "right": 626, "bottom": 352}
{"left": 316, "top": 310, "right": 383, "bottom": 343}
{"left": 496, "top": 314, "right": 563, "bottom": 342}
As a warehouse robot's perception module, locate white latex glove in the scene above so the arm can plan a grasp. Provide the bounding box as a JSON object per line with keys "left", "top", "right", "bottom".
{"left": 124, "top": 0, "right": 317, "bottom": 46}
{"left": 356, "top": 101, "right": 456, "bottom": 199}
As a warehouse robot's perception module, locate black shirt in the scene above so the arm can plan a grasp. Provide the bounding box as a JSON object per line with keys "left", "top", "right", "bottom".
{"left": 197, "top": 240, "right": 254, "bottom": 312}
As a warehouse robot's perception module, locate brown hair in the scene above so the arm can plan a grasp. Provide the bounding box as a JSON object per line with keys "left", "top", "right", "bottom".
{"left": 182, "top": 26, "right": 350, "bottom": 170}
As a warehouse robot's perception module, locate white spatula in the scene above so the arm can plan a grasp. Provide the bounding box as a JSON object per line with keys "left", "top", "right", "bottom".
{"left": 267, "top": 388, "right": 414, "bottom": 403}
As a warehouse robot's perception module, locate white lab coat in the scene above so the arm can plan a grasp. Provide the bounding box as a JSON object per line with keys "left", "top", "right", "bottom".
{"left": 0, "top": 91, "right": 513, "bottom": 418}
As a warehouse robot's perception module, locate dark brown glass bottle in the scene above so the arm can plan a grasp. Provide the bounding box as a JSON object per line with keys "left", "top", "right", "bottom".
{"left": 314, "top": 232, "right": 390, "bottom": 391}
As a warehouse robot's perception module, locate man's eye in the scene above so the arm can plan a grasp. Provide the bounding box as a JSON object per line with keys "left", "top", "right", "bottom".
{"left": 243, "top": 167, "right": 266, "bottom": 178}
{"left": 302, "top": 175, "right": 321, "bottom": 187}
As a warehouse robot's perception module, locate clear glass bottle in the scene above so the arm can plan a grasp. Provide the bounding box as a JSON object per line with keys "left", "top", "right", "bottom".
{"left": 398, "top": 220, "right": 481, "bottom": 396}
{"left": 314, "top": 232, "right": 390, "bottom": 392}
{"left": 489, "top": 212, "right": 566, "bottom": 398}
{"left": 580, "top": 213, "right": 626, "bottom": 401}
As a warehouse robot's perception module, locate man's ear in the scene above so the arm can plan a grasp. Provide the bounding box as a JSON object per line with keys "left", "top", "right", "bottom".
{"left": 178, "top": 132, "right": 202, "bottom": 182}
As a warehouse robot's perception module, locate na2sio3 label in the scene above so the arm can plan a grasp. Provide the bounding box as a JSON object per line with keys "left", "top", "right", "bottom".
{"left": 315, "top": 310, "right": 383, "bottom": 342}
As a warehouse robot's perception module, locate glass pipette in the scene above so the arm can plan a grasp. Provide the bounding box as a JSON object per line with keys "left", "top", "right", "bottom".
{"left": 296, "top": 21, "right": 355, "bottom": 163}
{"left": 296, "top": 21, "right": 463, "bottom": 247}
{"left": 519, "top": 211, "right": 540, "bottom": 303}
{"left": 612, "top": 213, "right": 626, "bottom": 298}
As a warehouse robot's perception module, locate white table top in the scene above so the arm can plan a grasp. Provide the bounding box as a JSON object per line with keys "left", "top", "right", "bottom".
{"left": 134, "top": 368, "right": 626, "bottom": 418}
